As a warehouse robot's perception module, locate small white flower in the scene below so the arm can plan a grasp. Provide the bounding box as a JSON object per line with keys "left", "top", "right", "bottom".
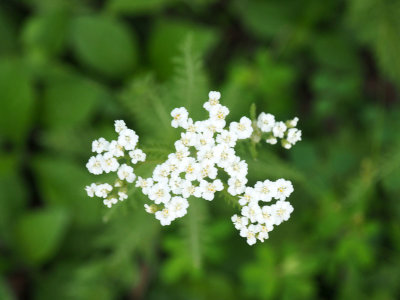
{"left": 238, "top": 187, "right": 258, "bottom": 206}
{"left": 169, "top": 176, "right": 183, "bottom": 195}
{"left": 282, "top": 140, "right": 292, "bottom": 149}
{"left": 229, "top": 117, "right": 253, "bottom": 139}
{"left": 209, "top": 91, "right": 221, "bottom": 101}
{"left": 204, "top": 91, "right": 221, "bottom": 111}
{"left": 114, "top": 120, "right": 127, "bottom": 133}
{"left": 173, "top": 141, "right": 190, "bottom": 161}
{"left": 95, "top": 183, "right": 112, "bottom": 198}
{"left": 260, "top": 205, "right": 276, "bottom": 225}
{"left": 274, "top": 179, "right": 293, "bottom": 200}
{"left": 153, "top": 163, "right": 170, "bottom": 183}
{"left": 241, "top": 203, "right": 262, "bottom": 223}
{"left": 118, "top": 191, "right": 128, "bottom": 201}
{"left": 254, "top": 180, "right": 276, "bottom": 202}
{"left": 257, "top": 224, "right": 272, "bottom": 242}
{"left": 118, "top": 129, "right": 138, "bottom": 150}
{"left": 197, "top": 145, "right": 219, "bottom": 163}
{"left": 287, "top": 117, "right": 299, "bottom": 127}
{"left": 183, "top": 158, "right": 200, "bottom": 181}
{"left": 129, "top": 149, "right": 146, "bottom": 164}
{"left": 198, "top": 161, "right": 218, "bottom": 180}
{"left": 286, "top": 128, "right": 302, "bottom": 145}
{"left": 103, "top": 198, "right": 118, "bottom": 208}
{"left": 171, "top": 107, "right": 189, "bottom": 128}
{"left": 199, "top": 179, "right": 223, "bottom": 200}
{"left": 225, "top": 157, "right": 248, "bottom": 178}
{"left": 272, "top": 121, "right": 287, "bottom": 138}
{"left": 85, "top": 183, "right": 98, "bottom": 197}
{"left": 273, "top": 200, "right": 294, "bottom": 225}
{"left": 203, "top": 118, "right": 225, "bottom": 134}
{"left": 181, "top": 180, "right": 202, "bottom": 198}
{"left": 155, "top": 208, "right": 176, "bottom": 226}
{"left": 165, "top": 156, "right": 182, "bottom": 175}
{"left": 180, "top": 132, "right": 197, "bottom": 147}
{"left": 266, "top": 137, "right": 277, "bottom": 145}
{"left": 257, "top": 113, "right": 275, "bottom": 133}
{"left": 209, "top": 104, "right": 229, "bottom": 121}
{"left": 216, "top": 130, "right": 237, "bottom": 148}
{"left": 101, "top": 152, "right": 120, "bottom": 173}
{"left": 108, "top": 140, "right": 125, "bottom": 157}
{"left": 216, "top": 146, "right": 236, "bottom": 169}
{"left": 194, "top": 131, "right": 215, "bottom": 150}
{"left": 231, "top": 215, "right": 249, "bottom": 230}
{"left": 194, "top": 120, "right": 208, "bottom": 133}
{"left": 185, "top": 118, "right": 199, "bottom": 133}
{"left": 136, "top": 177, "right": 154, "bottom": 195}
{"left": 117, "top": 164, "right": 136, "bottom": 183}
{"left": 86, "top": 154, "right": 104, "bottom": 175}
{"left": 240, "top": 224, "right": 259, "bottom": 246}
{"left": 227, "top": 176, "right": 247, "bottom": 196}
{"left": 168, "top": 196, "right": 189, "bottom": 218}
{"left": 149, "top": 183, "right": 171, "bottom": 204}
{"left": 92, "top": 138, "right": 110, "bottom": 153}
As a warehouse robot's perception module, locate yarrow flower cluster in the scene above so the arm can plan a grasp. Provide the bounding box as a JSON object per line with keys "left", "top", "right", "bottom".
{"left": 231, "top": 179, "right": 294, "bottom": 245}
{"left": 85, "top": 91, "right": 302, "bottom": 245}
{"left": 85, "top": 120, "right": 146, "bottom": 208}
{"left": 257, "top": 112, "right": 301, "bottom": 149}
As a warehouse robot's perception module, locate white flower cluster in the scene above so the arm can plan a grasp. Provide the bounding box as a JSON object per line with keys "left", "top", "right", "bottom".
{"left": 231, "top": 179, "right": 294, "bottom": 245}
{"left": 138, "top": 91, "right": 254, "bottom": 226}
{"left": 257, "top": 112, "right": 302, "bottom": 149}
{"left": 85, "top": 91, "right": 301, "bottom": 245}
{"left": 85, "top": 120, "right": 146, "bottom": 208}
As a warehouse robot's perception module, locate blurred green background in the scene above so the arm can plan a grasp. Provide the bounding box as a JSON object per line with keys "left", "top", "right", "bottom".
{"left": 1, "top": 0, "right": 400, "bottom": 299}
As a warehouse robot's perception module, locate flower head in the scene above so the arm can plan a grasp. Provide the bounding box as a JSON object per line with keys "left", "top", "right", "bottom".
{"left": 86, "top": 91, "right": 301, "bottom": 245}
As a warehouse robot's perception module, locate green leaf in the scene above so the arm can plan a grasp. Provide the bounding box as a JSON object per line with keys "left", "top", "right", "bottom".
{"left": 106, "top": 0, "right": 176, "bottom": 14}
{"left": 69, "top": 15, "right": 138, "bottom": 78}
{"left": 0, "top": 7, "right": 18, "bottom": 55}
{"left": 14, "top": 208, "right": 69, "bottom": 265}
{"left": 0, "top": 59, "right": 35, "bottom": 144}
{"left": 234, "top": 0, "right": 294, "bottom": 39}
{"left": 32, "top": 156, "right": 102, "bottom": 227}
{"left": 348, "top": 0, "right": 400, "bottom": 87}
{"left": 42, "top": 74, "right": 105, "bottom": 129}
{"left": 182, "top": 198, "right": 208, "bottom": 270}
{"left": 226, "top": 51, "right": 295, "bottom": 115}
{"left": 0, "top": 155, "right": 28, "bottom": 245}
{"left": 148, "top": 19, "right": 218, "bottom": 79}
{"left": 0, "top": 278, "right": 14, "bottom": 300}
{"left": 241, "top": 246, "right": 279, "bottom": 299}
{"left": 22, "top": 11, "right": 69, "bottom": 59}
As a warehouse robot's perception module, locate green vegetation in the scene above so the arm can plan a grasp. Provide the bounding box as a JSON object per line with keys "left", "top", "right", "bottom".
{"left": 1, "top": 0, "right": 400, "bottom": 299}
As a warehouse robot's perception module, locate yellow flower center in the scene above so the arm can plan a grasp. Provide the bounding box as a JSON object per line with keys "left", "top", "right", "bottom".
{"left": 210, "top": 99, "right": 219, "bottom": 105}
{"left": 277, "top": 208, "right": 285, "bottom": 216}
{"left": 156, "top": 189, "right": 164, "bottom": 198}
{"left": 262, "top": 186, "right": 269, "bottom": 194}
